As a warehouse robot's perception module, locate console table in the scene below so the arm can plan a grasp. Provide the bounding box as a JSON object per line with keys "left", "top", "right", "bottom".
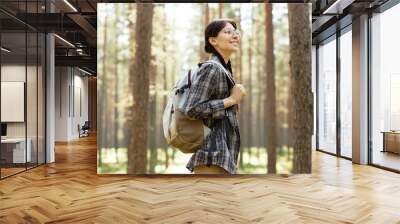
{"left": 1, "top": 138, "right": 32, "bottom": 164}
{"left": 382, "top": 131, "right": 400, "bottom": 154}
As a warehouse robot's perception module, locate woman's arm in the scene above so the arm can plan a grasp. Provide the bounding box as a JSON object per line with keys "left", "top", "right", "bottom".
{"left": 223, "top": 97, "right": 236, "bottom": 109}
{"left": 182, "top": 64, "right": 228, "bottom": 120}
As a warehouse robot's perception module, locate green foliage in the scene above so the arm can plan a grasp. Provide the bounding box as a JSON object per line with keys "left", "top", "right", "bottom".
{"left": 98, "top": 146, "right": 293, "bottom": 174}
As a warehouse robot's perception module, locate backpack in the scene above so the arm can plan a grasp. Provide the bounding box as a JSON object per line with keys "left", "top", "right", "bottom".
{"left": 162, "top": 60, "right": 234, "bottom": 154}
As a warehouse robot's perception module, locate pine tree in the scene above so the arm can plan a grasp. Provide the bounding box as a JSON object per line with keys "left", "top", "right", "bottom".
{"left": 288, "top": 4, "right": 312, "bottom": 173}
{"left": 127, "top": 3, "right": 154, "bottom": 174}
{"left": 265, "top": 3, "right": 277, "bottom": 174}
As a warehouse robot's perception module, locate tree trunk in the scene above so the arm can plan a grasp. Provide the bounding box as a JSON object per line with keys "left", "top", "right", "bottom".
{"left": 218, "top": 3, "right": 223, "bottom": 18}
{"left": 127, "top": 3, "right": 154, "bottom": 174}
{"left": 265, "top": 3, "right": 277, "bottom": 174}
{"left": 114, "top": 5, "right": 120, "bottom": 159}
{"left": 162, "top": 58, "right": 168, "bottom": 151}
{"left": 160, "top": 8, "right": 169, "bottom": 168}
{"left": 287, "top": 78, "right": 294, "bottom": 149}
{"left": 246, "top": 6, "right": 254, "bottom": 161}
{"left": 162, "top": 37, "right": 168, "bottom": 151}
{"left": 288, "top": 4, "right": 312, "bottom": 174}
{"left": 149, "top": 62, "right": 157, "bottom": 174}
{"left": 256, "top": 18, "right": 262, "bottom": 157}
{"left": 201, "top": 3, "right": 210, "bottom": 61}
{"left": 124, "top": 4, "right": 136, "bottom": 148}
{"left": 99, "top": 14, "right": 108, "bottom": 167}
{"left": 238, "top": 7, "right": 244, "bottom": 168}
{"left": 100, "top": 14, "right": 108, "bottom": 151}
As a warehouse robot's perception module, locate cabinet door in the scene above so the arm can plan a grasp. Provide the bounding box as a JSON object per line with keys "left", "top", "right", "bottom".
{"left": 386, "top": 133, "right": 400, "bottom": 153}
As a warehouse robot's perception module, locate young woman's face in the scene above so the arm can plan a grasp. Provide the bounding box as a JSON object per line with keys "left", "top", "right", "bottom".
{"left": 210, "top": 23, "right": 240, "bottom": 54}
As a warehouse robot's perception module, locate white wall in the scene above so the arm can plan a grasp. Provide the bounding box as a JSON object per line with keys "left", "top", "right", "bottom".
{"left": 1, "top": 63, "right": 46, "bottom": 163}
{"left": 1, "top": 65, "right": 26, "bottom": 139}
{"left": 1, "top": 65, "right": 26, "bottom": 81}
{"left": 55, "top": 66, "right": 69, "bottom": 141}
{"left": 55, "top": 67, "right": 89, "bottom": 141}
{"left": 1, "top": 65, "right": 39, "bottom": 138}
{"left": 72, "top": 73, "right": 89, "bottom": 138}
{"left": 1, "top": 82, "right": 25, "bottom": 122}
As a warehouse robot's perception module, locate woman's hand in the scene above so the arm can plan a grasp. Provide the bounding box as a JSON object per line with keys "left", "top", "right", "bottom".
{"left": 223, "top": 84, "right": 246, "bottom": 109}
{"left": 230, "top": 84, "right": 246, "bottom": 104}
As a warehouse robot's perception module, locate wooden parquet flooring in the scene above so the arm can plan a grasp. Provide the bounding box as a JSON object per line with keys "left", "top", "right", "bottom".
{"left": 1, "top": 135, "right": 400, "bottom": 223}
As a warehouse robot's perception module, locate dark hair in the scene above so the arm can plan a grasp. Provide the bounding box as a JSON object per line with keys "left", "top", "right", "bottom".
{"left": 204, "top": 19, "right": 237, "bottom": 54}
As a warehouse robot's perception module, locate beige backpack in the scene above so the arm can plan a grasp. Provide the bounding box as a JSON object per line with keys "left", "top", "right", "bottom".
{"left": 162, "top": 60, "right": 233, "bottom": 153}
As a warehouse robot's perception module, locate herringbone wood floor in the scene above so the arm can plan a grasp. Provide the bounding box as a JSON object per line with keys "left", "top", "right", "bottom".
{"left": 1, "top": 135, "right": 400, "bottom": 224}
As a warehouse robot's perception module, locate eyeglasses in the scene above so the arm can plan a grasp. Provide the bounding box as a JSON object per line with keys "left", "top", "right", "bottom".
{"left": 222, "top": 29, "right": 240, "bottom": 36}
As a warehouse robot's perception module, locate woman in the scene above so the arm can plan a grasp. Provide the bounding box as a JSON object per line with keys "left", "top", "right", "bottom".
{"left": 183, "top": 19, "right": 246, "bottom": 174}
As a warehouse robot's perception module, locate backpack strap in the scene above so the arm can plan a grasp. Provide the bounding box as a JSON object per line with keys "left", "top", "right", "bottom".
{"left": 188, "top": 69, "right": 192, "bottom": 88}
{"left": 201, "top": 60, "right": 235, "bottom": 88}
{"left": 175, "top": 70, "right": 192, "bottom": 95}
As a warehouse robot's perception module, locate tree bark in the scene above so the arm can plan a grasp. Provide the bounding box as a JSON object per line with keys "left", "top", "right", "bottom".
{"left": 101, "top": 14, "right": 109, "bottom": 149}
{"left": 201, "top": 3, "right": 210, "bottom": 61}
{"left": 256, "top": 16, "right": 263, "bottom": 157}
{"left": 287, "top": 78, "right": 294, "bottom": 149}
{"left": 114, "top": 5, "right": 120, "bottom": 156}
{"left": 265, "top": 3, "right": 277, "bottom": 174}
{"left": 127, "top": 3, "right": 154, "bottom": 174}
{"left": 149, "top": 62, "right": 157, "bottom": 174}
{"left": 237, "top": 7, "right": 244, "bottom": 168}
{"left": 162, "top": 15, "right": 168, "bottom": 151}
{"left": 237, "top": 8, "right": 243, "bottom": 84}
{"left": 246, "top": 6, "right": 254, "bottom": 160}
{"left": 99, "top": 14, "right": 108, "bottom": 167}
{"left": 288, "top": 4, "right": 312, "bottom": 174}
{"left": 124, "top": 4, "right": 136, "bottom": 148}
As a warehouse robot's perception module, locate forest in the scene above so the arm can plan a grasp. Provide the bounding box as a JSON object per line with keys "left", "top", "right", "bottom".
{"left": 97, "top": 3, "right": 312, "bottom": 174}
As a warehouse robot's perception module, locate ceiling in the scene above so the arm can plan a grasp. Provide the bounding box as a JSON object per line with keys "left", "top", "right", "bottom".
{"left": 311, "top": 0, "right": 390, "bottom": 44}
{"left": 0, "top": 0, "right": 99, "bottom": 75}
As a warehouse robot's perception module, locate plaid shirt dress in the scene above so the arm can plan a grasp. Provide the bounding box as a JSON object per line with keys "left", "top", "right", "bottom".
{"left": 182, "top": 54, "right": 241, "bottom": 174}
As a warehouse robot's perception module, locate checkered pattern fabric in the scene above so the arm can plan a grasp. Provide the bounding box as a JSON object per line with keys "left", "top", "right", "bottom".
{"left": 182, "top": 55, "right": 240, "bottom": 174}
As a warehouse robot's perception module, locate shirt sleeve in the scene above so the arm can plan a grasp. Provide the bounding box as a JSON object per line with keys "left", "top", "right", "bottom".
{"left": 182, "top": 64, "right": 226, "bottom": 120}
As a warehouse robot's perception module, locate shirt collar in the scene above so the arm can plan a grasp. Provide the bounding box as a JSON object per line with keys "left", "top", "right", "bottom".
{"left": 210, "top": 52, "right": 233, "bottom": 74}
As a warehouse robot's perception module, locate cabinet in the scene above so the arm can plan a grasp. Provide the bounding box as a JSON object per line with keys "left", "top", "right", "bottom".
{"left": 382, "top": 132, "right": 400, "bottom": 154}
